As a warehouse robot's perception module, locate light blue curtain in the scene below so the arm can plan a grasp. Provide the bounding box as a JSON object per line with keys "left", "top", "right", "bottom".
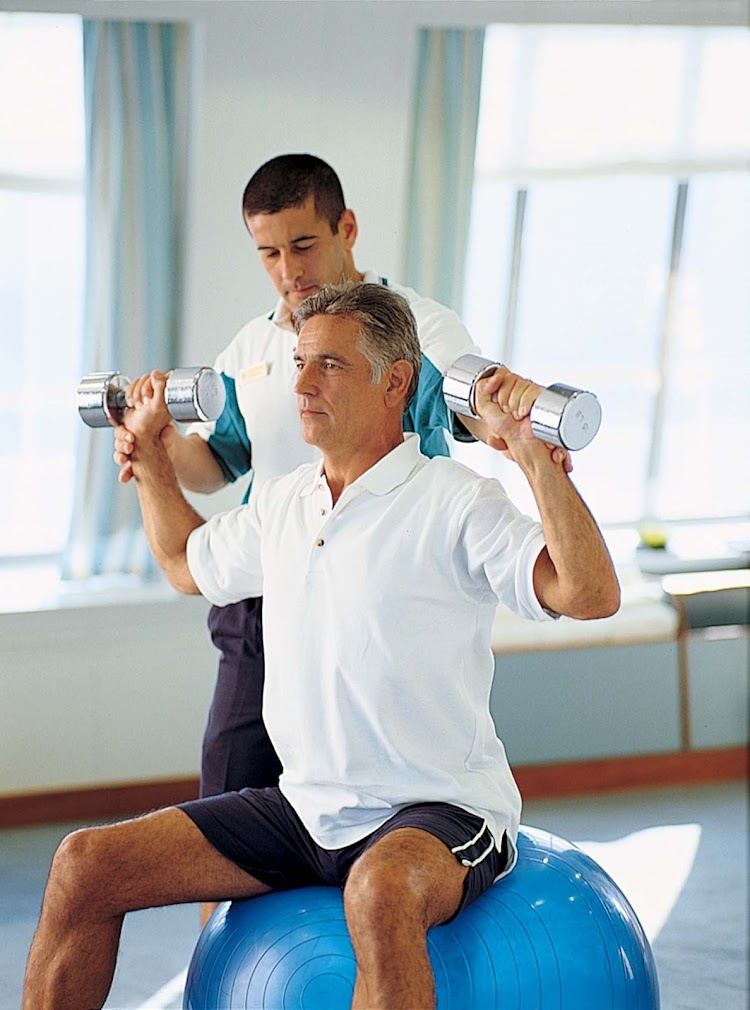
{"left": 404, "top": 28, "right": 485, "bottom": 310}
{"left": 62, "top": 20, "right": 190, "bottom": 580}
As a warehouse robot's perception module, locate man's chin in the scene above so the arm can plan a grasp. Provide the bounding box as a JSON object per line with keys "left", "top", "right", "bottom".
{"left": 299, "top": 414, "right": 327, "bottom": 443}
{"left": 286, "top": 286, "right": 319, "bottom": 309}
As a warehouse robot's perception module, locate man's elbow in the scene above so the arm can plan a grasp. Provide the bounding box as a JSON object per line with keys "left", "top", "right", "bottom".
{"left": 574, "top": 578, "right": 621, "bottom": 620}
{"left": 164, "top": 558, "right": 201, "bottom": 596}
{"left": 586, "top": 592, "right": 621, "bottom": 620}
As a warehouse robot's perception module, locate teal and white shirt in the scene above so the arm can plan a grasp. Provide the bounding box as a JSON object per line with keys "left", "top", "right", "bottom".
{"left": 185, "top": 271, "right": 479, "bottom": 503}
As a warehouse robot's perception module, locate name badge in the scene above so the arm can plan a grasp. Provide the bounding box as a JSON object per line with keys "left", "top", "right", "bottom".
{"left": 239, "top": 361, "right": 270, "bottom": 383}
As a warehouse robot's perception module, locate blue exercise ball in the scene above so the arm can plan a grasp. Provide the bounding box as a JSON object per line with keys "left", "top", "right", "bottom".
{"left": 184, "top": 825, "right": 659, "bottom": 1009}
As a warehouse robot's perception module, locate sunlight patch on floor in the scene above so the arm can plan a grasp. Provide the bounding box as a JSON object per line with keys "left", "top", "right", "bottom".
{"left": 575, "top": 822, "right": 702, "bottom": 942}
{"left": 135, "top": 967, "right": 187, "bottom": 1010}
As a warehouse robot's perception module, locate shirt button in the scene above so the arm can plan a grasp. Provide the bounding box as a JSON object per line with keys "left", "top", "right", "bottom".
{"left": 316, "top": 538, "right": 325, "bottom": 547}
{"left": 320, "top": 509, "right": 327, "bottom": 516}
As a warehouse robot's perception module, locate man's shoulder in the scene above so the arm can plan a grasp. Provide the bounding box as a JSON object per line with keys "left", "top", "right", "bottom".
{"left": 376, "top": 278, "right": 479, "bottom": 372}
{"left": 366, "top": 273, "right": 447, "bottom": 317}
{"left": 419, "top": 454, "right": 490, "bottom": 496}
{"left": 212, "top": 309, "right": 289, "bottom": 377}
{"left": 382, "top": 278, "right": 445, "bottom": 315}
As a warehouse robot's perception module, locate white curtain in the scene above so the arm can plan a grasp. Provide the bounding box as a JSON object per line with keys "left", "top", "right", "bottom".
{"left": 404, "top": 28, "right": 485, "bottom": 311}
{"left": 62, "top": 20, "right": 190, "bottom": 580}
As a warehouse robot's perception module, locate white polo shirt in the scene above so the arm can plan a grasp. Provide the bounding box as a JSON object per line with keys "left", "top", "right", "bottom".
{"left": 187, "top": 434, "right": 553, "bottom": 852}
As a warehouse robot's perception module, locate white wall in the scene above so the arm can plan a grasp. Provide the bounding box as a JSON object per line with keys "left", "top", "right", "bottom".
{"left": 0, "top": 595, "right": 216, "bottom": 795}
{"left": 2, "top": 0, "right": 746, "bottom": 797}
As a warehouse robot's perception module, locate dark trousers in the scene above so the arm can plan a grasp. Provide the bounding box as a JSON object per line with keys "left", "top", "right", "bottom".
{"left": 201, "top": 597, "right": 282, "bottom": 798}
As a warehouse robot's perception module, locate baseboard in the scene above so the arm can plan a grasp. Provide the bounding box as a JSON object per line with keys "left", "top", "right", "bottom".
{"left": 514, "top": 745, "right": 748, "bottom": 799}
{"left": 1, "top": 747, "right": 746, "bottom": 829}
{"left": 0, "top": 777, "right": 200, "bottom": 829}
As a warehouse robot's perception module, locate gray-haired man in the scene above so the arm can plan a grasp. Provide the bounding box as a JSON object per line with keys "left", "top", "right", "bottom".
{"left": 25, "top": 282, "right": 618, "bottom": 1010}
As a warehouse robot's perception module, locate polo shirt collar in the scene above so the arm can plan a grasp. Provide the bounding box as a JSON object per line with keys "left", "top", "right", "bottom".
{"left": 270, "top": 296, "right": 294, "bottom": 331}
{"left": 300, "top": 433, "right": 423, "bottom": 499}
{"left": 354, "top": 432, "right": 422, "bottom": 496}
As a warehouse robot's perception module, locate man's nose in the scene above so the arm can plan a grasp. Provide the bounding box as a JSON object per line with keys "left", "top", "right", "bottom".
{"left": 279, "top": 250, "right": 303, "bottom": 284}
{"left": 294, "top": 362, "right": 317, "bottom": 395}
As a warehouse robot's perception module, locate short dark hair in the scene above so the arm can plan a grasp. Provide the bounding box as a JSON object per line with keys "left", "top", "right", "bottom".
{"left": 242, "top": 154, "right": 346, "bottom": 233}
{"left": 292, "top": 282, "right": 422, "bottom": 410}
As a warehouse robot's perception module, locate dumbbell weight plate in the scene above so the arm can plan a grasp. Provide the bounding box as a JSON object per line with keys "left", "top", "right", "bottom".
{"left": 530, "top": 384, "right": 602, "bottom": 452}
{"left": 77, "top": 371, "right": 130, "bottom": 428}
{"left": 442, "top": 354, "right": 498, "bottom": 415}
{"left": 166, "top": 366, "right": 226, "bottom": 423}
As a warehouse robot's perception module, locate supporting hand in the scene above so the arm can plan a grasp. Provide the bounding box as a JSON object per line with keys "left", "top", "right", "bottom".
{"left": 112, "top": 371, "right": 175, "bottom": 482}
{"left": 474, "top": 369, "right": 573, "bottom": 472}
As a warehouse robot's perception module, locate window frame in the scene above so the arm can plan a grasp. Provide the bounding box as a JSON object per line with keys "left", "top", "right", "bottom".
{"left": 460, "top": 21, "right": 750, "bottom": 554}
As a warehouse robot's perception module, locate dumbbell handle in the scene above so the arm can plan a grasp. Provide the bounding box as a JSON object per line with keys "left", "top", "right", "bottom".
{"left": 77, "top": 367, "right": 226, "bottom": 428}
{"left": 443, "top": 354, "right": 601, "bottom": 451}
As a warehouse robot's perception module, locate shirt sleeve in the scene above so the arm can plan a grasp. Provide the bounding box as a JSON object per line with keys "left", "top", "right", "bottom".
{"left": 397, "top": 287, "right": 482, "bottom": 446}
{"left": 184, "top": 372, "right": 252, "bottom": 484}
{"left": 404, "top": 354, "right": 451, "bottom": 458}
{"left": 407, "top": 291, "right": 481, "bottom": 376}
{"left": 186, "top": 498, "right": 263, "bottom": 606}
{"left": 183, "top": 324, "right": 261, "bottom": 483}
{"left": 456, "top": 477, "right": 557, "bottom": 622}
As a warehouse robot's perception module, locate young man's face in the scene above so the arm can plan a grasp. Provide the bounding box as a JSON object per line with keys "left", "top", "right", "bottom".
{"left": 245, "top": 195, "right": 358, "bottom": 312}
{"left": 293, "top": 314, "right": 391, "bottom": 456}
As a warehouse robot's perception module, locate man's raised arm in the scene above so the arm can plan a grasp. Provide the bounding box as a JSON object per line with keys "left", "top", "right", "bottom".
{"left": 122, "top": 372, "right": 205, "bottom": 595}
{"left": 474, "top": 369, "right": 620, "bottom": 621}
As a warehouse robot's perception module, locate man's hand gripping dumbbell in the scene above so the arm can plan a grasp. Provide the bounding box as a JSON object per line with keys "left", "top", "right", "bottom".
{"left": 78, "top": 367, "right": 226, "bottom": 485}
{"left": 444, "top": 354, "right": 601, "bottom": 466}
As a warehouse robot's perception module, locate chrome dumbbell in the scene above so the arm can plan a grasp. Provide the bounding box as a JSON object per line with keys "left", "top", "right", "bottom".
{"left": 77, "top": 367, "right": 226, "bottom": 428}
{"left": 443, "top": 354, "right": 601, "bottom": 451}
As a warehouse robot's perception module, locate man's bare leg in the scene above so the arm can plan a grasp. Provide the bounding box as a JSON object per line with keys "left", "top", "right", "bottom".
{"left": 343, "top": 828, "right": 469, "bottom": 1010}
{"left": 22, "top": 807, "right": 270, "bottom": 1010}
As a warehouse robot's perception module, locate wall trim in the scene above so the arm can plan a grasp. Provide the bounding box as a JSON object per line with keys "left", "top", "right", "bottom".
{"left": 514, "top": 745, "right": 748, "bottom": 799}
{"left": 0, "top": 777, "right": 200, "bottom": 829}
{"left": 0, "top": 747, "right": 746, "bottom": 829}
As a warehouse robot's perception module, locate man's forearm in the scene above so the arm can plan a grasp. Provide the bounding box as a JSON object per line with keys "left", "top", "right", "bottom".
{"left": 130, "top": 434, "right": 205, "bottom": 593}
{"left": 162, "top": 429, "right": 228, "bottom": 494}
{"left": 516, "top": 445, "right": 620, "bottom": 620}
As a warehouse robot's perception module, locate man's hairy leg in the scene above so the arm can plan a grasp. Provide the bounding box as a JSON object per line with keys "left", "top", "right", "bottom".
{"left": 22, "top": 807, "right": 271, "bottom": 1010}
{"left": 343, "top": 828, "right": 468, "bottom": 1010}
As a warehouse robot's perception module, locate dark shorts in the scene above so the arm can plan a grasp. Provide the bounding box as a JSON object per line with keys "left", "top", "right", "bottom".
{"left": 179, "top": 788, "right": 510, "bottom": 918}
{"left": 202, "top": 597, "right": 281, "bottom": 797}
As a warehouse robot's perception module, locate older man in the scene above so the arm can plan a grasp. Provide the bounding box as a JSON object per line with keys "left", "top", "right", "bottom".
{"left": 24, "top": 283, "right": 618, "bottom": 1010}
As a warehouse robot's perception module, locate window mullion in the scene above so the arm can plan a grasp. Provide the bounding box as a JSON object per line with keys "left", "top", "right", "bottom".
{"left": 502, "top": 187, "right": 527, "bottom": 365}
{"left": 644, "top": 178, "right": 689, "bottom": 519}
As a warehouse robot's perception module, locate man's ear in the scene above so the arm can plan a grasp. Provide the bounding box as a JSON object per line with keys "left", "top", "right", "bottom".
{"left": 383, "top": 360, "right": 414, "bottom": 408}
{"left": 337, "top": 209, "right": 358, "bottom": 250}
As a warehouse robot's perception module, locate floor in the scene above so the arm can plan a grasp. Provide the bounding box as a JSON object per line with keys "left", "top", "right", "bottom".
{"left": 1, "top": 780, "right": 746, "bottom": 1009}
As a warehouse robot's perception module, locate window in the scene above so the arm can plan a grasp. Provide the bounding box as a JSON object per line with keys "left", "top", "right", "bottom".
{"left": 460, "top": 26, "right": 750, "bottom": 554}
{"left": 0, "top": 13, "right": 84, "bottom": 558}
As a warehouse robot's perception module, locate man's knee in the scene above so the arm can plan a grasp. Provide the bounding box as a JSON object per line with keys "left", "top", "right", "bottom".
{"left": 345, "top": 845, "right": 431, "bottom": 931}
{"left": 47, "top": 826, "right": 119, "bottom": 919}
{"left": 344, "top": 830, "right": 467, "bottom": 937}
